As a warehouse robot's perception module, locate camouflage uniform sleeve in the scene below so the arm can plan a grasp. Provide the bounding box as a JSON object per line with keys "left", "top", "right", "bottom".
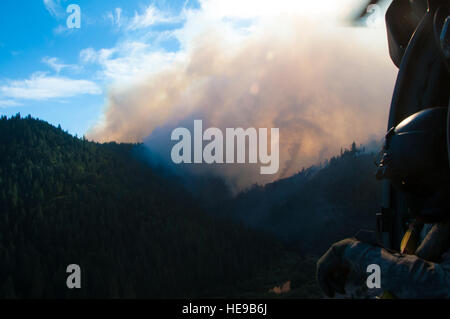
{"left": 343, "top": 241, "right": 450, "bottom": 298}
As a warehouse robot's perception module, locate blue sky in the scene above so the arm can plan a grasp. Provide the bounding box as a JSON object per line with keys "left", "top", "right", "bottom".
{"left": 0, "top": 0, "right": 200, "bottom": 136}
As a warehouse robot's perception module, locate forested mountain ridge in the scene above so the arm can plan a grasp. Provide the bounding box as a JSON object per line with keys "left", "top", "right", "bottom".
{"left": 0, "top": 114, "right": 381, "bottom": 299}
{"left": 0, "top": 114, "right": 285, "bottom": 298}
{"left": 223, "top": 144, "right": 382, "bottom": 254}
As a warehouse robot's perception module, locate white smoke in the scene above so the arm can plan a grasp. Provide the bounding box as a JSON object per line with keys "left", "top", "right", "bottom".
{"left": 87, "top": 1, "right": 397, "bottom": 189}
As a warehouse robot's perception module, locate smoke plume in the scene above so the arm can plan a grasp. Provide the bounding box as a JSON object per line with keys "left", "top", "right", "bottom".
{"left": 87, "top": 12, "right": 397, "bottom": 189}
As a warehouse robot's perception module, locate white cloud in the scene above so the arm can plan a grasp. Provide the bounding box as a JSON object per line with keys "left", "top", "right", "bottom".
{"left": 127, "top": 5, "right": 178, "bottom": 30}
{"left": 105, "top": 8, "right": 123, "bottom": 27}
{"left": 80, "top": 48, "right": 99, "bottom": 64}
{"left": 80, "top": 42, "right": 184, "bottom": 85}
{"left": 0, "top": 99, "right": 22, "bottom": 108}
{"left": 0, "top": 72, "right": 102, "bottom": 100}
{"left": 42, "top": 57, "right": 79, "bottom": 74}
{"left": 103, "top": 4, "right": 184, "bottom": 32}
{"left": 78, "top": 4, "right": 189, "bottom": 86}
{"left": 43, "top": 0, "right": 64, "bottom": 18}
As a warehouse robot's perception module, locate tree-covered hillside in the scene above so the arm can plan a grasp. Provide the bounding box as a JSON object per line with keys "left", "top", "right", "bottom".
{"left": 224, "top": 143, "right": 382, "bottom": 255}
{"left": 0, "top": 114, "right": 382, "bottom": 299}
{"left": 0, "top": 114, "right": 284, "bottom": 298}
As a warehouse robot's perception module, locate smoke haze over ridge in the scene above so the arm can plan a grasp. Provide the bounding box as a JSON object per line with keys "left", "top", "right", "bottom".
{"left": 87, "top": 1, "right": 397, "bottom": 189}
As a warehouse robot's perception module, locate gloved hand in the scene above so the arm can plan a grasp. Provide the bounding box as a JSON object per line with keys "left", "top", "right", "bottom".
{"left": 316, "top": 238, "right": 358, "bottom": 298}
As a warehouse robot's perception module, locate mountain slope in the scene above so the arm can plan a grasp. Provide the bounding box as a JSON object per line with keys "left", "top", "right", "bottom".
{"left": 226, "top": 144, "right": 382, "bottom": 254}
{"left": 0, "top": 114, "right": 285, "bottom": 298}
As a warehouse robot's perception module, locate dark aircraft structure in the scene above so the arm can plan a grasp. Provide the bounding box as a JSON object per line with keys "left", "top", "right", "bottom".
{"left": 317, "top": 0, "right": 450, "bottom": 298}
